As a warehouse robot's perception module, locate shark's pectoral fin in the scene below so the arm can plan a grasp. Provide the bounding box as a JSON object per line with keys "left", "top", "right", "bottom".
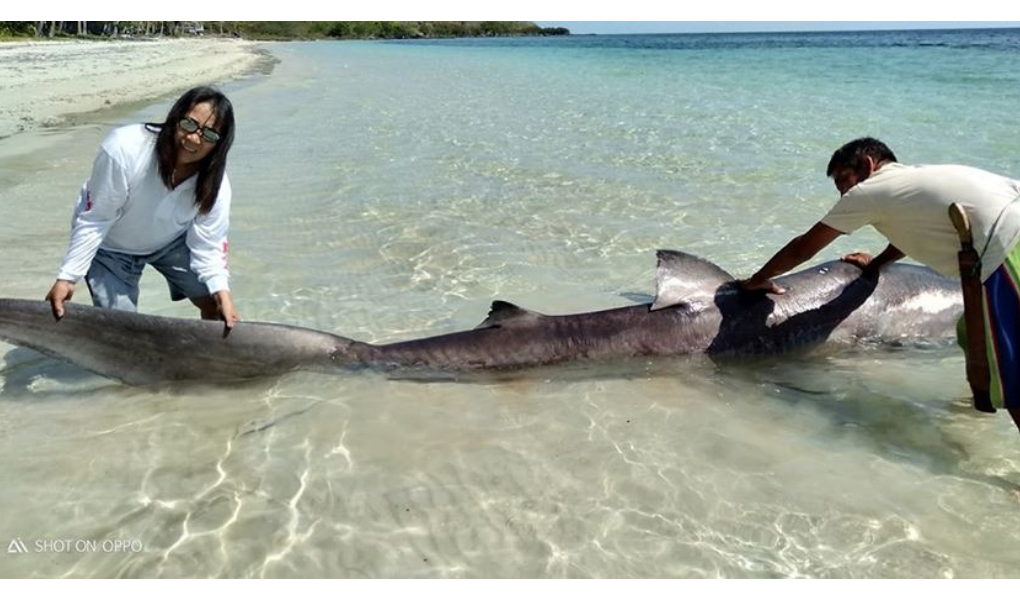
{"left": 475, "top": 300, "right": 545, "bottom": 329}
{"left": 651, "top": 249, "right": 736, "bottom": 311}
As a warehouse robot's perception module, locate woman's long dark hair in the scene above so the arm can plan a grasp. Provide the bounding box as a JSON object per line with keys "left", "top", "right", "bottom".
{"left": 145, "top": 86, "right": 235, "bottom": 214}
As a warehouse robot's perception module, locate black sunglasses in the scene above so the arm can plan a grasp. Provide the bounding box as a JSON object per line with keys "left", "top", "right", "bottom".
{"left": 178, "top": 117, "right": 221, "bottom": 143}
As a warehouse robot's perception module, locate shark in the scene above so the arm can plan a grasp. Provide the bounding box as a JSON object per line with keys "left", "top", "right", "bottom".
{"left": 0, "top": 251, "right": 963, "bottom": 386}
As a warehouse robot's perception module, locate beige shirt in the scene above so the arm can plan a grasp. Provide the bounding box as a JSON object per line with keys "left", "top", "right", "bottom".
{"left": 822, "top": 163, "right": 1020, "bottom": 281}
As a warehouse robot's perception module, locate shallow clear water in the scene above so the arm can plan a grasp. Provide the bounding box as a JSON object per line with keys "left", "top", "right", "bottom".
{"left": 2, "top": 30, "right": 1020, "bottom": 577}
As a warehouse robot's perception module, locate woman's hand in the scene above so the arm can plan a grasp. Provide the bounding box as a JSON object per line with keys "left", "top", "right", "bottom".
{"left": 214, "top": 290, "right": 241, "bottom": 329}
{"left": 45, "top": 279, "right": 76, "bottom": 320}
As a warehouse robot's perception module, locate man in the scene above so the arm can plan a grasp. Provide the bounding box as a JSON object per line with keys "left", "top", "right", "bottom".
{"left": 740, "top": 137, "right": 1020, "bottom": 432}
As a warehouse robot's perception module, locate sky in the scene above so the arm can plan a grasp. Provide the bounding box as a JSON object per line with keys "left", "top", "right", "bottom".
{"left": 14, "top": 0, "right": 1020, "bottom": 21}
{"left": 534, "top": 21, "right": 1020, "bottom": 35}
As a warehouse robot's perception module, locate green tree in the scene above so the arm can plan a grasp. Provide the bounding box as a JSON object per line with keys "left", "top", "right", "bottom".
{"left": 0, "top": 21, "right": 35, "bottom": 37}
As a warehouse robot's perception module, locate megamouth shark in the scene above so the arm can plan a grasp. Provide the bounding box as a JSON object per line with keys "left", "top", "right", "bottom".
{"left": 0, "top": 251, "right": 963, "bottom": 386}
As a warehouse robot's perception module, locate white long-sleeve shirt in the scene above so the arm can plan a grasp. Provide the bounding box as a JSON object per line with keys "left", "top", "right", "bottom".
{"left": 57, "top": 124, "right": 232, "bottom": 294}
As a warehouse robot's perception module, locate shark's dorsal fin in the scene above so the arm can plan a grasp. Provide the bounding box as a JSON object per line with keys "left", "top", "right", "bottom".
{"left": 475, "top": 300, "right": 544, "bottom": 329}
{"left": 651, "top": 250, "right": 735, "bottom": 311}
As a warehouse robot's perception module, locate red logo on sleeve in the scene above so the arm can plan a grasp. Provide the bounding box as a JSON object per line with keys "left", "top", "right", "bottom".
{"left": 84, "top": 188, "right": 93, "bottom": 212}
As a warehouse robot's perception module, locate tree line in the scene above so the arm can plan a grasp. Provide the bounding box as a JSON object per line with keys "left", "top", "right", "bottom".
{"left": 0, "top": 21, "right": 570, "bottom": 40}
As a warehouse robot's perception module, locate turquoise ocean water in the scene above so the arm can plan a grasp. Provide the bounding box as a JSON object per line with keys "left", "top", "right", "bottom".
{"left": 1, "top": 29, "right": 1020, "bottom": 577}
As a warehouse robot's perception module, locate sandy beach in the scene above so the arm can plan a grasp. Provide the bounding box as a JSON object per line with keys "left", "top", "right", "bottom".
{"left": 0, "top": 37, "right": 268, "bottom": 139}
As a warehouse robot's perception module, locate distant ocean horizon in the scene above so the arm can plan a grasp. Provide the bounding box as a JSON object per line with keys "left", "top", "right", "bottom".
{"left": 535, "top": 21, "right": 1020, "bottom": 36}
{"left": 398, "top": 26, "right": 1020, "bottom": 48}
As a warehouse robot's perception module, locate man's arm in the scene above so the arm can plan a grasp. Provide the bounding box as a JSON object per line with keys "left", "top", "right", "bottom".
{"left": 740, "top": 222, "right": 844, "bottom": 294}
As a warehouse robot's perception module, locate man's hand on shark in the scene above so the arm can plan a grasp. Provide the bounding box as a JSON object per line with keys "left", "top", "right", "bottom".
{"left": 739, "top": 277, "right": 786, "bottom": 295}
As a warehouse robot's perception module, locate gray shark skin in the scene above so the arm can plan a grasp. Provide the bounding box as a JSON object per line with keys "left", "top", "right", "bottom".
{"left": 0, "top": 251, "right": 962, "bottom": 386}
{"left": 0, "top": 301, "right": 357, "bottom": 385}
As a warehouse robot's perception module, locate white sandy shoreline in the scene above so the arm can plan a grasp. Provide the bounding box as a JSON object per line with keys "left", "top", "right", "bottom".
{"left": 0, "top": 38, "right": 269, "bottom": 139}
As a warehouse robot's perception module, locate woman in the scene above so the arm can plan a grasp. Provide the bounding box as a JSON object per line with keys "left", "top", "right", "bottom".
{"left": 45, "top": 86, "right": 240, "bottom": 328}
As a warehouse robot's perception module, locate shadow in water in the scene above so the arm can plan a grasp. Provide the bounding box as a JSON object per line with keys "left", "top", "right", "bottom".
{"left": 713, "top": 349, "right": 1019, "bottom": 495}
{"left": 618, "top": 291, "right": 655, "bottom": 305}
{"left": 0, "top": 347, "right": 113, "bottom": 399}
{"left": 3, "top": 331, "right": 1012, "bottom": 495}
{"left": 1, "top": 347, "right": 329, "bottom": 439}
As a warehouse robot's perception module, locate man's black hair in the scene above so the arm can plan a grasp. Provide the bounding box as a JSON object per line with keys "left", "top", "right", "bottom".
{"left": 826, "top": 137, "right": 897, "bottom": 177}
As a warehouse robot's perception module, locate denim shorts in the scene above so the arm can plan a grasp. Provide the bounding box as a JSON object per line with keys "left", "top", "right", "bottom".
{"left": 85, "top": 235, "right": 209, "bottom": 312}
